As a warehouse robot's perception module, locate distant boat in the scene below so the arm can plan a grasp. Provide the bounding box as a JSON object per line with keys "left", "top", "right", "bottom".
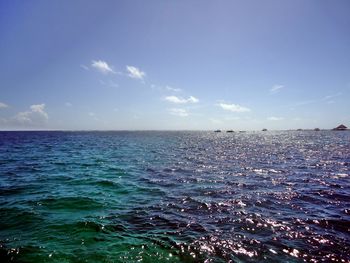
{"left": 297, "top": 129, "right": 303, "bottom": 131}
{"left": 226, "top": 130, "right": 234, "bottom": 133}
{"left": 314, "top": 128, "right": 320, "bottom": 131}
{"left": 239, "top": 131, "right": 246, "bottom": 133}
{"left": 214, "top": 130, "right": 221, "bottom": 133}
{"left": 262, "top": 128, "right": 267, "bottom": 131}
{"left": 333, "top": 124, "right": 347, "bottom": 131}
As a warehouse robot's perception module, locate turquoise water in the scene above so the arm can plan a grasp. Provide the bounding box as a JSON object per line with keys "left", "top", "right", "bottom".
{"left": 0, "top": 131, "right": 349, "bottom": 262}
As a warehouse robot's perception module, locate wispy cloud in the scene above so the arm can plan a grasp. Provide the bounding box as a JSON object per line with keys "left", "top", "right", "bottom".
{"left": 267, "top": 116, "right": 284, "bottom": 121}
{"left": 80, "top": 64, "right": 89, "bottom": 71}
{"left": 165, "top": 96, "right": 183, "bottom": 103}
{"left": 185, "top": 96, "right": 199, "bottom": 103}
{"left": 321, "top": 92, "right": 342, "bottom": 101}
{"left": 0, "top": 102, "right": 8, "bottom": 109}
{"left": 165, "top": 95, "right": 199, "bottom": 104}
{"left": 100, "top": 80, "right": 119, "bottom": 88}
{"left": 0, "top": 117, "right": 7, "bottom": 125}
{"left": 150, "top": 84, "right": 182, "bottom": 93}
{"left": 165, "top": 85, "right": 181, "bottom": 92}
{"left": 270, "top": 84, "right": 284, "bottom": 94}
{"left": 88, "top": 112, "right": 100, "bottom": 121}
{"left": 290, "top": 100, "right": 316, "bottom": 108}
{"left": 209, "top": 118, "right": 223, "bottom": 124}
{"left": 218, "top": 103, "right": 251, "bottom": 113}
{"left": 291, "top": 92, "right": 342, "bottom": 108}
{"left": 65, "top": 102, "right": 72, "bottom": 107}
{"left": 13, "top": 104, "right": 48, "bottom": 126}
{"left": 126, "top": 66, "right": 146, "bottom": 80}
{"left": 168, "top": 108, "right": 188, "bottom": 117}
{"left": 224, "top": 116, "right": 241, "bottom": 121}
{"left": 91, "top": 60, "right": 115, "bottom": 74}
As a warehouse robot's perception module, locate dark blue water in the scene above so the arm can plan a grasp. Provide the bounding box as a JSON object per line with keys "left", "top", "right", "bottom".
{"left": 0, "top": 131, "right": 349, "bottom": 262}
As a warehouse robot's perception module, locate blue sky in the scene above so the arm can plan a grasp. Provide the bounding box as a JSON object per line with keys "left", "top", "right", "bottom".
{"left": 0, "top": 0, "right": 349, "bottom": 130}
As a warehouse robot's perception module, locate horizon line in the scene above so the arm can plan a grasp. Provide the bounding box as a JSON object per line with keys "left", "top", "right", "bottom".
{"left": 0, "top": 128, "right": 347, "bottom": 132}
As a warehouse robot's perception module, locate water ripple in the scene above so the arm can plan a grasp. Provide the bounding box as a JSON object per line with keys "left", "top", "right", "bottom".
{"left": 0, "top": 131, "right": 349, "bottom": 262}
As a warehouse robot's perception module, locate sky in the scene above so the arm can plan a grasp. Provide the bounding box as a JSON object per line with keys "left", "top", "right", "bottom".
{"left": 0, "top": 0, "right": 349, "bottom": 130}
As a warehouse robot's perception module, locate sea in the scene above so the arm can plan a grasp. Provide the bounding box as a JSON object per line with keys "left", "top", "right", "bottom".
{"left": 0, "top": 131, "right": 349, "bottom": 263}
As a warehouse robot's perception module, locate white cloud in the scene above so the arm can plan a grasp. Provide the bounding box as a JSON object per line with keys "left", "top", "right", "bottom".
{"left": 267, "top": 116, "right": 284, "bottom": 121}
{"left": 65, "top": 102, "right": 72, "bottom": 107}
{"left": 126, "top": 66, "right": 146, "bottom": 80}
{"left": 165, "top": 96, "right": 185, "bottom": 104}
{"left": 187, "top": 96, "right": 199, "bottom": 103}
{"left": 168, "top": 108, "right": 189, "bottom": 117}
{"left": 13, "top": 104, "right": 48, "bottom": 126}
{"left": 91, "top": 60, "right": 115, "bottom": 74}
{"left": 270, "top": 84, "right": 284, "bottom": 93}
{"left": 30, "top": 104, "right": 48, "bottom": 117}
{"left": 165, "top": 95, "right": 199, "bottom": 104}
{"left": 218, "top": 103, "right": 251, "bottom": 113}
{"left": 0, "top": 102, "right": 8, "bottom": 109}
{"left": 165, "top": 86, "right": 182, "bottom": 92}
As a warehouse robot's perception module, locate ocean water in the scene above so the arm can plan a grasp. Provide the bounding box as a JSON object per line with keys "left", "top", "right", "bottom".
{"left": 0, "top": 131, "right": 349, "bottom": 263}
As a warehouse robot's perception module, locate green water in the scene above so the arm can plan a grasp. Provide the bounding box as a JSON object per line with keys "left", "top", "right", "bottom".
{"left": 1, "top": 131, "right": 350, "bottom": 262}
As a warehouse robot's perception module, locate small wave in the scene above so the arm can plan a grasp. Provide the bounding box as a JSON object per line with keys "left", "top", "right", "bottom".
{"left": 37, "top": 196, "right": 104, "bottom": 210}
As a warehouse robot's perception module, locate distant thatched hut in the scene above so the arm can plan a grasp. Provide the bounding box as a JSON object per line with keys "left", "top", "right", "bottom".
{"left": 314, "top": 128, "right": 320, "bottom": 131}
{"left": 262, "top": 128, "right": 267, "bottom": 131}
{"left": 333, "top": 124, "right": 347, "bottom": 131}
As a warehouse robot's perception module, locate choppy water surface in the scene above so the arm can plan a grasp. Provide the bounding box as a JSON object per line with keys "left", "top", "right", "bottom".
{"left": 0, "top": 131, "right": 349, "bottom": 262}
